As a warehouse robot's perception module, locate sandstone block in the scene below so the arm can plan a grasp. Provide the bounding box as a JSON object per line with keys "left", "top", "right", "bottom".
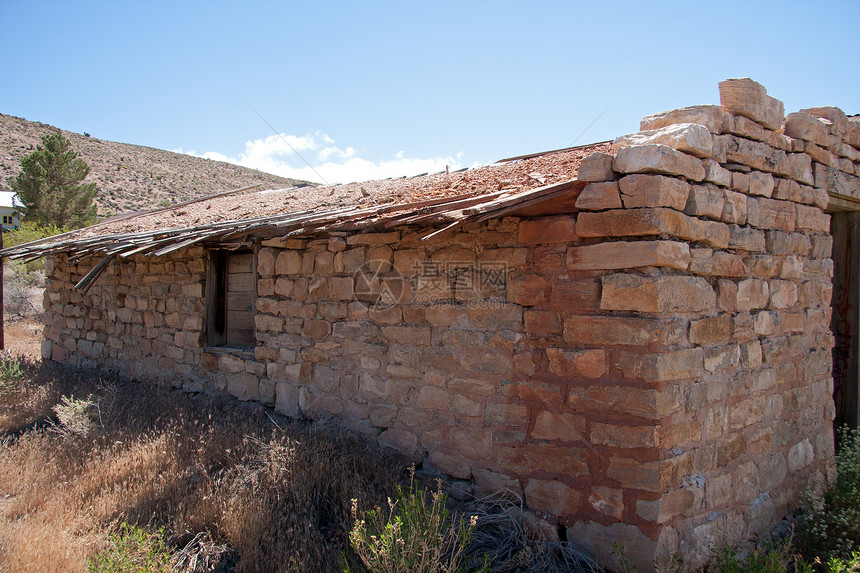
{"left": 303, "top": 319, "right": 332, "bottom": 340}
{"left": 755, "top": 198, "right": 796, "bottom": 232}
{"left": 227, "top": 373, "right": 259, "bottom": 401}
{"left": 568, "top": 384, "right": 680, "bottom": 420}
{"left": 619, "top": 174, "right": 690, "bottom": 210}
{"left": 718, "top": 78, "right": 784, "bottom": 130}
{"left": 532, "top": 411, "right": 585, "bottom": 441}
{"left": 378, "top": 429, "right": 418, "bottom": 457}
{"left": 724, "top": 135, "right": 789, "bottom": 176}
{"left": 591, "top": 421, "right": 656, "bottom": 448}
{"left": 575, "top": 181, "right": 622, "bottom": 210}
{"left": 347, "top": 231, "right": 400, "bottom": 246}
{"left": 690, "top": 315, "right": 732, "bottom": 346}
{"left": 606, "top": 455, "right": 691, "bottom": 493}
{"left": 704, "top": 343, "right": 741, "bottom": 374}
{"left": 769, "top": 280, "right": 798, "bottom": 309}
{"left": 567, "top": 522, "right": 672, "bottom": 573}
{"left": 498, "top": 444, "right": 587, "bottom": 477}
{"left": 802, "top": 106, "right": 849, "bottom": 140}
{"left": 637, "top": 488, "right": 695, "bottom": 524}
{"left": 274, "top": 250, "right": 301, "bottom": 275}
{"left": 275, "top": 382, "right": 300, "bottom": 418}
{"left": 484, "top": 402, "right": 528, "bottom": 426}
{"left": 504, "top": 271, "right": 548, "bottom": 306}
{"left": 601, "top": 274, "right": 716, "bottom": 313}
{"left": 788, "top": 153, "right": 814, "bottom": 186}
{"left": 615, "top": 348, "right": 704, "bottom": 381}
{"left": 784, "top": 112, "right": 831, "bottom": 147}
{"left": 718, "top": 279, "right": 738, "bottom": 312}
{"left": 753, "top": 311, "right": 779, "bottom": 336}
{"left": 728, "top": 225, "right": 765, "bottom": 252}
{"left": 613, "top": 144, "right": 705, "bottom": 181}
{"left": 525, "top": 479, "right": 581, "bottom": 517}
{"left": 736, "top": 279, "right": 770, "bottom": 312}
{"left": 577, "top": 208, "right": 729, "bottom": 249}
{"left": 722, "top": 190, "right": 748, "bottom": 225}
{"left": 381, "top": 325, "right": 431, "bottom": 346}
{"left": 796, "top": 204, "right": 830, "bottom": 233}
{"left": 564, "top": 315, "right": 684, "bottom": 347}
{"left": 773, "top": 178, "right": 801, "bottom": 202}
{"left": 788, "top": 438, "right": 814, "bottom": 473}
{"left": 685, "top": 184, "right": 724, "bottom": 219}
{"left": 805, "top": 143, "right": 837, "bottom": 167}
{"left": 416, "top": 386, "right": 453, "bottom": 410}
{"left": 724, "top": 114, "right": 764, "bottom": 141}
{"left": 614, "top": 123, "right": 713, "bottom": 158}
{"left": 703, "top": 159, "right": 732, "bottom": 187}
{"left": 566, "top": 240, "right": 690, "bottom": 271}
{"left": 766, "top": 230, "right": 812, "bottom": 256}
{"left": 815, "top": 163, "right": 860, "bottom": 201}
{"left": 546, "top": 348, "right": 606, "bottom": 379}
{"left": 472, "top": 468, "right": 523, "bottom": 498}
{"left": 748, "top": 172, "right": 775, "bottom": 198}
{"left": 429, "top": 451, "right": 471, "bottom": 479}
{"left": 577, "top": 152, "right": 616, "bottom": 182}
{"left": 731, "top": 171, "right": 750, "bottom": 193}
{"left": 257, "top": 248, "right": 275, "bottom": 276}
{"left": 849, "top": 117, "right": 860, "bottom": 147}
{"left": 588, "top": 486, "right": 625, "bottom": 521}
{"left": 518, "top": 216, "right": 577, "bottom": 244}
{"left": 640, "top": 104, "right": 724, "bottom": 134}
{"left": 523, "top": 310, "right": 561, "bottom": 335}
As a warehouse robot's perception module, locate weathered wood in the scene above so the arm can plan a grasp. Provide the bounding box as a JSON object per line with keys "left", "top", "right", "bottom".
{"left": 832, "top": 211, "right": 860, "bottom": 429}
{"left": 74, "top": 254, "right": 117, "bottom": 293}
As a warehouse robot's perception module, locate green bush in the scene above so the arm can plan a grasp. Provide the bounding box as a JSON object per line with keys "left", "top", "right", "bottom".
{"left": 800, "top": 427, "right": 860, "bottom": 561}
{"left": 347, "top": 472, "right": 481, "bottom": 573}
{"left": 0, "top": 352, "right": 25, "bottom": 395}
{"left": 87, "top": 523, "right": 171, "bottom": 573}
{"left": 3, "top": 221, "right": 67, "bottom": 249}
{"left": 709, "top": 537, "right": 794, "bottom": 573}
{"left": 3, "top": 221, "right": 67, "bottom": 273}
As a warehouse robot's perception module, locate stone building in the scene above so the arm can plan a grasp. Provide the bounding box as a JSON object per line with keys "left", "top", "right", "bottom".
{"left": 4, "top": 79, "right": 860, "bottom": 570}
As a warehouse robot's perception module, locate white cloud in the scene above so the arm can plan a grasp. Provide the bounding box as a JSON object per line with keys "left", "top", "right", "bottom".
{"left": 175, "top": 132, "right": 463, "bottom": 185}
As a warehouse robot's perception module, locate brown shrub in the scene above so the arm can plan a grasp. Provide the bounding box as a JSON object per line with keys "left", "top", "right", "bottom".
{"left": 0, "top": 362, "right": 402, "bottom": 572}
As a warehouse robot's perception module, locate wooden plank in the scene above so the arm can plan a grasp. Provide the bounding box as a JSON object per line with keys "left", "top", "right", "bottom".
{"left": 74, "top": 254, "right": 116, "bottom": 292}
{"left": 227, "top": 309, "right": 254, "bottom": 331}
{"left": 831, "top": 212, "right": 860, "bottom": 429}
{"left": 827, "top": 193, "right": 860, "bottom": 213}
{"left": 226, "top": 328, "right": 256, "bottom": 348}
{"left": 488, "top": 181, "right": 588, "bottom": 218}
{"left": 462, "top": 180, "right": 579, "bottom": 217}
{"left": 228, "top": 253, "right": 254, "bottom": 273}
{"left": 494, "top": 140, "right": 611, "bottom": 164}
{"left": 227, "top": 271, "right": 255, "bottom": 293}
{"left": 227, "top": 292, "right": 254, "bottom": 310}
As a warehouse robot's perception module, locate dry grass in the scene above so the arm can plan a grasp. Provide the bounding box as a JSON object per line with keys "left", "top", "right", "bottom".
{"left": 0, "top": 360, "right": 401, "bottom": 572}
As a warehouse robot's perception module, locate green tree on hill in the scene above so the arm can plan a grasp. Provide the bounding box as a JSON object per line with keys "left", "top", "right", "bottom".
{"left": 12, "top": 132, "right": 97, "bottom": 229}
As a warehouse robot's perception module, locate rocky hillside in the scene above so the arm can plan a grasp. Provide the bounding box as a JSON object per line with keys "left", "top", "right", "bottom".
{"left": 0, "top": 113, "right": 312, "bottom": 216}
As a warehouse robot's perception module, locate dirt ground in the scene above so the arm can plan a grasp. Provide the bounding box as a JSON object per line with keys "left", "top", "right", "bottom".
{"left": 4, "top": 316, "right": 42, "bottom": 359}
{"left": 3, "top": 264, "right": 44, "bottom": 359}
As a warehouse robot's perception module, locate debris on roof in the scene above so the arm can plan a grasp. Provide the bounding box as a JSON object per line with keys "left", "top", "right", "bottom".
{"left": 0, "top": 141, "right": 610, "bottom": 264}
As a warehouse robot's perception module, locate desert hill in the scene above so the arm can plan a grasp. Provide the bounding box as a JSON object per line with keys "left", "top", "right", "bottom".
{"left": 0, "top": 113, "right": 312, "bottom": 216}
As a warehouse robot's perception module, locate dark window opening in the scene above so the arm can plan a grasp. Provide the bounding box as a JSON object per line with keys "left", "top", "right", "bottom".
{"left": 207, "top": 250, "right": 255, "bottom": 349}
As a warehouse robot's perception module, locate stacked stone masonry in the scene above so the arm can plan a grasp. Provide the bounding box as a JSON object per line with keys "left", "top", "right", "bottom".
{"left": 41, "top": 79, "right": 860, "bottom": 571}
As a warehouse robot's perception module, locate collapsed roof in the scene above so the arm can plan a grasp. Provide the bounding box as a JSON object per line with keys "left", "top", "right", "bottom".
{"left": 0, "top": 142, "right": 610, "bottom": 265}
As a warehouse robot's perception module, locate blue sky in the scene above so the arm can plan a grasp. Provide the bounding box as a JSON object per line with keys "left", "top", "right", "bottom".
{"left": 2, "top": 1, "right": 858, "bottom": 184}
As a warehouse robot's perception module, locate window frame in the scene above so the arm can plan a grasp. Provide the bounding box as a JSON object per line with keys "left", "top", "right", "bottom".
{"left": 205, "top": 248, "right": 257, "bottom": 350}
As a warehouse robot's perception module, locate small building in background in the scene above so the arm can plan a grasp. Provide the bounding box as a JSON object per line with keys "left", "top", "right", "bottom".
{"left": 0, "top": 191, "right": 21, "bottom": 230}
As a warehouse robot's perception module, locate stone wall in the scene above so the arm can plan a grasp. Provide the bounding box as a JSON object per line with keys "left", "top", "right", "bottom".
{"left": 41, "top": 79, "right": 860, "bottom": 570}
